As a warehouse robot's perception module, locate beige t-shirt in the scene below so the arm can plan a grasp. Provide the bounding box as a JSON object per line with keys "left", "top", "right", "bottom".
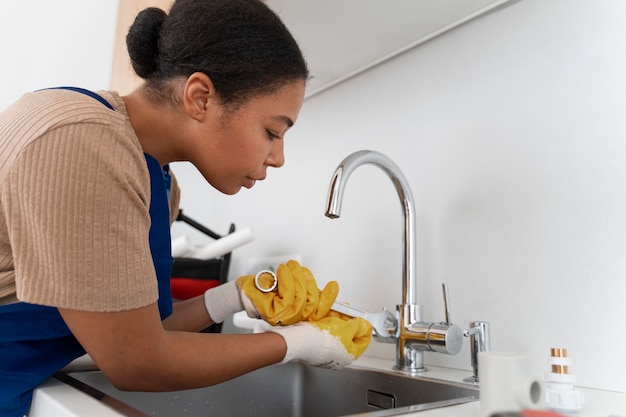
{"left": 0, "top": 89, "right": 180, "bottom": 311}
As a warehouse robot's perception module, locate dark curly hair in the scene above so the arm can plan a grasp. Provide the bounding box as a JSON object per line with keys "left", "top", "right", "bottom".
{"left": 126, "top": 0, "right": 308, "bottom": 107}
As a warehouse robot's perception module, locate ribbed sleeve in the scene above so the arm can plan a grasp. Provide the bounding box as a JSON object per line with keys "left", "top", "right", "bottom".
{"left": 0, "top": 90, "right": 162, "bottom": 311}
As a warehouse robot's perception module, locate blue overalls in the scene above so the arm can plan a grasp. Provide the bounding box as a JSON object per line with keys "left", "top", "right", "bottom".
{"left": 0, "top": 89, "right": 174, "bottom": 416}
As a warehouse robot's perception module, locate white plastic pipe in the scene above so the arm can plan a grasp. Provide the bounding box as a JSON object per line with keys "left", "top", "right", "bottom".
{"left": 171, "top": 235, "right": 195, "bottom": 257}
{"left": 189, "top": 227, "right": 255, "bottom": 260}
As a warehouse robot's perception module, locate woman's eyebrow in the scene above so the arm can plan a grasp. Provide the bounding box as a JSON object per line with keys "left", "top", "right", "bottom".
{"left": 273, "top": 115, "right": 294, "bottom": 128}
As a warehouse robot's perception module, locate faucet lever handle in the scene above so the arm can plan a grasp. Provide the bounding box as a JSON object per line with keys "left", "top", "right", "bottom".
{"left": 442, "top": 283, "right": 451, "bottom": 325}
{"left": 464, "top": 321, "right": 491, "bottom": 351}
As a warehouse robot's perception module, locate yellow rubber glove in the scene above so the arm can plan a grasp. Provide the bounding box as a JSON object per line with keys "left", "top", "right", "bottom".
{"left": 270, "top": 316, "right": 373, "bottom": 369}
{"left": 237, "top": 260, "right": 338, "bottom": 326}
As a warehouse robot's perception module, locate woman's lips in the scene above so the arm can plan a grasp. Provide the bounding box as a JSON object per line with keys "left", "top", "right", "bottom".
{"left": 244, "top": 177, "right": 257, "bottom": 188}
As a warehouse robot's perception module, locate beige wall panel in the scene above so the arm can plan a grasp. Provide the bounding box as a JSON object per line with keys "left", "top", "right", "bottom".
{"left": 111, "top": 0, "right": 174, "bottom": 94}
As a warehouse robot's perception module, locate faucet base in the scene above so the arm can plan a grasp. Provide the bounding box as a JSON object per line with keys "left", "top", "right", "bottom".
{"left": 394, "top": 304, "right": 426, "bottom": 373}
{"left": 393, "top": 364, "right": 428, "bottom": 374}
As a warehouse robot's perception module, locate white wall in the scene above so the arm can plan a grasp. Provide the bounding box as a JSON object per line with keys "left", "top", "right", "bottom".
{"left": 172, "top": 0, "right": 626, "bottom": 392}
{"left": 0, "top": 1, "right": 117, "bottom": 111}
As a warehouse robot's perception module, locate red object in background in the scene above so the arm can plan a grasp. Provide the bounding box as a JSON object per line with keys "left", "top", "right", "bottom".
{"left": 171, "top": 277, "right": 220, "bottom": 300}
{"left": 521, "top": 411, "right": 568, "bottom": 417}
{"left": 170, "top": 255, "right": 228, "bottom": 300}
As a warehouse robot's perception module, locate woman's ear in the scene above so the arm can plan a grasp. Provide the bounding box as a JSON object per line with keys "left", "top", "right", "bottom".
{"left": 182, "top": 72, "right": 217, "bottom": 121}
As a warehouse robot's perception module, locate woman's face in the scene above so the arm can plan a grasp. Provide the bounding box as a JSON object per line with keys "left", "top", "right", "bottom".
{"left": 190, "top": 80, "right": 305, "bottom": 195}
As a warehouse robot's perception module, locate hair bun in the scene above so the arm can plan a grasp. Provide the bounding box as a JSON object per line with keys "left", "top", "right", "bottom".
{"left": 126, "top": 7, "right": 167, "bottom": 79}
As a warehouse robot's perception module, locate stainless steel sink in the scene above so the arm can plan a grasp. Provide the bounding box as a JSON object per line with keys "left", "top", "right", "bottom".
{"left": 56, "top": 363, "right": 478, "bottom": 417}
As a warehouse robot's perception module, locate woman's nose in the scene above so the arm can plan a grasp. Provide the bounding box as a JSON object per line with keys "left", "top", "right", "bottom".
{"left": 266, "top": 139, "right": 285, "bottom": 168}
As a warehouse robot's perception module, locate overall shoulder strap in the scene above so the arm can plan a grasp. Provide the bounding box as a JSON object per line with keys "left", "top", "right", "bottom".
{"left": 39, "top": 86, "right": 115, "bottom": 110}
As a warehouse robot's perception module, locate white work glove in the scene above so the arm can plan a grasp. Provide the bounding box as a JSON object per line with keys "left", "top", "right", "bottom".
{"left": 203, "top": 260, "right": 338, "bottom": 325}
{"left": 203, "top": 280, "right": 251, "bottom": 324}
{"left": 268, "top": 316, "right": 372, "bottom": 370}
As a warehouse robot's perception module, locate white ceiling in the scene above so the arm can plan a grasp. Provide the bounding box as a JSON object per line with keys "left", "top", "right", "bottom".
{"left": 266, "top": 0, "right": 511, "bottom": 97}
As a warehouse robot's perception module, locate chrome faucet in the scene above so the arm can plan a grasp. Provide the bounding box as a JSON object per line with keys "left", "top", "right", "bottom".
{"left": 325, "top": 150, "right": 462, "bottom": 373}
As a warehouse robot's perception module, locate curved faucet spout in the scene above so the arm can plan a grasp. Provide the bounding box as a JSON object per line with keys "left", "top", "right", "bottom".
{"left": 325, "top": 150, "right": 463, "bottom": 373}
{"left": 324, "top": 150, "right": 417, "bottom": 306}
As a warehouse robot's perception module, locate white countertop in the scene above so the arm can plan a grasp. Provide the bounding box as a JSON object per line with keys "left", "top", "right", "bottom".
{"left": 30, "top": 355, "right": 626, "bottom": 417}
{"left": 354, "top": 357, "right": 626, "bottom": 417}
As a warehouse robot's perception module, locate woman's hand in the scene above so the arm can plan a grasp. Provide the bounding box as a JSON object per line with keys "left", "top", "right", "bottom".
{"left": 268, "top": 315, "right": 373, "bottom": 369}
{"left": 203, "top": 260, "right": 338, "bottom": 326}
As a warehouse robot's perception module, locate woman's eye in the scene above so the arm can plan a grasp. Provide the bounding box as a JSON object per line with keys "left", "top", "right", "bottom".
{"left": 267, "top": 130, "right": 280, "bottom": 140}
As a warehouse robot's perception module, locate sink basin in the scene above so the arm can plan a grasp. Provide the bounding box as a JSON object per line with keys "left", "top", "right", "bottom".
{"left": 56, "top": 363, "right": 478, "bottom": 417}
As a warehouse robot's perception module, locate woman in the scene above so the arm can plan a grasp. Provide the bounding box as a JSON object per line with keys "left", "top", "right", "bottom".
{"left": 0, "top": 1, "right": 371, "bottom": 415}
